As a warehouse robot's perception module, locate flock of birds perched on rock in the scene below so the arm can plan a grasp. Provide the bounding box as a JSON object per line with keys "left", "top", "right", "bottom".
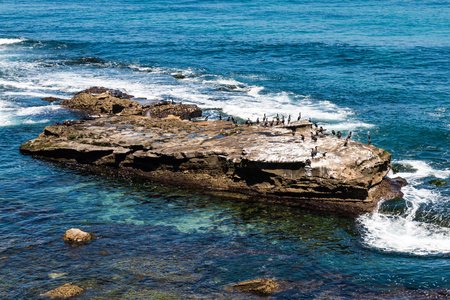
{"left": 60, "top": 108, "right": 372, "bottom": 161}
{"left": 212, "top": 112, "right": 373, "bottom": 159}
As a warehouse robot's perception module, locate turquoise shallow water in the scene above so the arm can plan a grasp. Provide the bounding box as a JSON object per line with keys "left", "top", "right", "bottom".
{"left": 0, "top": 0, "right": 449, "bottom": 298}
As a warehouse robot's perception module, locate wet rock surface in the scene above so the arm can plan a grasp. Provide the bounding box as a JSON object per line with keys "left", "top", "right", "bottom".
{"left": 41, "top": 97, "right": 66, "bottom": 102}
{"left": 41, "top": 283, "right": 84, "bottom": 299}
{"left": 62, "top": 228, "right": 94, "bottom": 245}
{"left": 21, "top": 88, "right": 403, "bottom": 216}
{"left": 144, "top": 101, "right": 202, "bottom": 120}
{"left": 59, "top": 87, "right": 142, "bottom": 116}
{"left": 227, "top": 278, "right": 279, "bottom": 296}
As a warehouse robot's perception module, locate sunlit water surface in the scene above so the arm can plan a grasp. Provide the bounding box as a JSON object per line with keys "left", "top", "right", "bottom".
{"left": 0, "top": 0, "right": 449, "bottom": 298}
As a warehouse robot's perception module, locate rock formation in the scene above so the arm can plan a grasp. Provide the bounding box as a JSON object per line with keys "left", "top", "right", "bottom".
{"left": 144, "top": 101, "right": 202, "bottom": 120}
{"left": 20, "top": 87, "right": 403, "bottom": 216}
{"left": 59, "top": 88, "right": 142, "bottom": 116}
{"left": 62, "top": 228, "right": 94, "bottom": 245}
{"left": 227, "top": 279, "right": 279, "bottom": 296}
{"left": 41, "top": 283, "right": 84, "bottom": 299}
{"left": 41, "top": 97, "right": 66, "bottom": 102}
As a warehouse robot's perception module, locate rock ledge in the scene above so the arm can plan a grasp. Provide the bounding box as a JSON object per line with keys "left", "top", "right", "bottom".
{"left": 21, "top": 88, "right": 404, "bottom": 216}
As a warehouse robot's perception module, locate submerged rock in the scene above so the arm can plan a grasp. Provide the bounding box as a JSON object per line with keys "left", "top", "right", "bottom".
{"left": 429, "top": 179, "right": 449, "bottom": 187}
{"left": 41, "top": 283, "right": 84, "bottom": 299}
{"left": 62, "top": 228, "right": 94, "bottom": 245}
{"left": 48, "top": 272, "right": 68, "bottom": 279}
{"left": 20, "top": 88, "right": 403, "bottom": 216}
{"left": 228, "top": 278, "right": 279, "bottom": 296}
{"left": 112, "top": 255, "right": 203, "bottom": 283}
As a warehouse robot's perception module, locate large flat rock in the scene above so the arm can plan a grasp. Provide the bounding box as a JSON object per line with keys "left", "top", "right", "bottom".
{"left": 20, "top": 112, "right": 400, "bottom": 216}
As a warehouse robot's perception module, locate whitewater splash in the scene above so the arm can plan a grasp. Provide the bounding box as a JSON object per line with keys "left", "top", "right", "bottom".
{"left": 0, "top": 49, "right": 370, "bottom": 130}
{"left": 394, "top": 160, "right": 450, "bottom": 183}
{"left": 0, "top": 100, "right": 60, "bottom": 127}
{"left": 0, "top": 38, "right": 25, "bottom": 45}
{"left": 359, "top": 160, "right": 450, "bottom": 256}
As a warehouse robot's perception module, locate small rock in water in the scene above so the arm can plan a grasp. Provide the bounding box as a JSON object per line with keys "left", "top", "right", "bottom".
{"left": 62, "top": 228, "right": 94, "bottom": 245}
{"left": 228, "top": 278, "right": 279, "bottom": 296}
{"left": 41, "top": 283, "right": 84, "bottom": 299}
{"left": 41, "top": 97, "right": 64, "bottom": 102}
{"left": 429, "top": 179, "right": 449, "bottom": 187}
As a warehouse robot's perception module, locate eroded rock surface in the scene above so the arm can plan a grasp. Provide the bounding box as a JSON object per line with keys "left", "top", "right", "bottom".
{"left": 41, "top": 283, "right": 84, "bottom": 299}
{"left": 62, "top": 228, "right": 94, "bottom": 245}
{"left": 227, "top": 279, "right": 279, "bottom": 296}
{"left": 20, "top": 88, "right": 402, "bottom": 216}
{"left": 144, "top": 101, "right": 202, "bottom": 120}
{"left": 60, "top": 87, "right": 142, "bottom": 116}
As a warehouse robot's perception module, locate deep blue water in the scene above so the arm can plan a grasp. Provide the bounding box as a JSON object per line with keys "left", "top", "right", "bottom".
{"left": 0, "top": 0, "right": 449, "bottom": 298}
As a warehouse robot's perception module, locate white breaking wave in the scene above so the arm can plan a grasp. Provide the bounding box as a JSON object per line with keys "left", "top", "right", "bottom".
{"left": 0, "top": 62, "right": 361, "bottom": 127}
{"left": 182, "top": 74, "right": 356, "bottom": 122}
{"left": 394, "top": 160, "right": 450, "bottom": 182}
{"left": 15, "top": 104, "right": 60, "bottom": 116}
{"left": 0, "top": 40, "right": 376, "bottom": 133}
{"left": 324, "top": 121, "right": 375, "bottom": 131}
{"left": 0, "top": 99, "right": 60, "bottom": 127}
{"left": 23, "top": 118, "right": 50, "bottom": 124}
{"left": 359, "top": 185, "right": 450, "bottom": 256}
{"left": 0, "top": 38, "right": 25, "bottom": 45}
{"left": 359, "top": 159, "right": 450, "bottom": 256}
{"left": 0, "top": 100, "right": 18, "bottom": 126}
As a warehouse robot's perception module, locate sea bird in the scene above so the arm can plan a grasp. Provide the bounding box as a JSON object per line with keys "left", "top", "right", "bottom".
{"left": 332, "top": 130, "right": 336, "bottom": 136}
{"left": 346, "top": 131, "right": 352, "bottom": 140}
{"left": 337, "top": 131, "right": 342, "bottom": 139}
{"left": 311, "top": 146, "right": 318, "bottom": 158}
{"left": 368, "top": 135, "right": 372, "bottom": 145}
{"left": 297, "top": 112, "right": 301, "bottom": 121}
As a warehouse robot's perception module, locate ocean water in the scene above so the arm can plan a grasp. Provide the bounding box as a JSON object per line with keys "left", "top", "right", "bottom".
{"left": 0, "top": 0, "right": 449, "bottom": 298}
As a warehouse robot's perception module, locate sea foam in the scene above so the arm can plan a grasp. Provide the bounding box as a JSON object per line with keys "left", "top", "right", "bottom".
{"left": 359, "top": 159, "right": 450, "bottom": 256}
{"left": 394, "top": 160, "right": 450, "bottom": 182}
{"left": 0, "top": 38, "right": 25, "bottom": 45}
{"left": 359, "top": 186, "right": 450, "bottom": 256}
